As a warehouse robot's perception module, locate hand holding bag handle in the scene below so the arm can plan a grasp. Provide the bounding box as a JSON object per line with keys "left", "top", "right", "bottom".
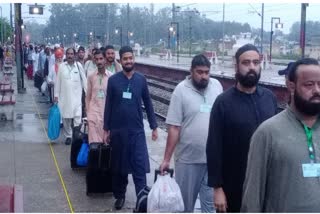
{"left": 154, "top": 168, "right": 174, "bottom": 182}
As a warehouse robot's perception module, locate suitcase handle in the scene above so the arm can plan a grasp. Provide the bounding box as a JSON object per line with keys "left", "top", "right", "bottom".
{"left": 80, "top": 120, "right": 88, "bottom": 135}
{"left": 154, "top": 168, "right": 174, "bottom": 182}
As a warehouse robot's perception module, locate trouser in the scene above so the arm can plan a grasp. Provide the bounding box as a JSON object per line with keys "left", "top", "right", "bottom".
{"left": 62, "top": 117, "right": 81, "bottom": 138}
{"left": 88, "top": 119, "right": 104, "bottom": 143}
{"left": 175, "top": 162, "right": 215, "bottom": 213}
{"left": 48, "top": 84, "right": 54, "bottom": 103}
{"left": 112, "top": 172, "right": 146, "bottom": 199}
{"left": 0, "top": 58, "right": 3, "bottom": 70}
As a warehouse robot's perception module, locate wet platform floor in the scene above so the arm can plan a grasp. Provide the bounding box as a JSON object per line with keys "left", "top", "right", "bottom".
{"left": 0, "top": 77, "right": 171, "bottom": 212}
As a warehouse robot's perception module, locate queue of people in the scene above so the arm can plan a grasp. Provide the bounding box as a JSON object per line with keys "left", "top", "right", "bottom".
{"left": 38, "top": 42, "right": 320, "bottom": 212}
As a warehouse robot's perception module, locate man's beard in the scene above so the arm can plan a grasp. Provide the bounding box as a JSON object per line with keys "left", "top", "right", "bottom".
{"left": 107, "top": 57, "right": 114, "bottom": 63}
{"left": 294, "top": 90, "right": 320, "bottom": 116}
{"left": 123, "top": 64, "right": 134, "bottom": 73}
{"left": 236, "top": 69, "right": 261, "bottom": 88}
{"left": 97, "top": 64, "right": 105, "bottom": 70}
{"left": 192, "top": 78, "right": 209, "bottom": 90}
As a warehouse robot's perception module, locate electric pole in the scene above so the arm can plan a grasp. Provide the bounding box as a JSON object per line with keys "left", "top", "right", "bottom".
{"left": 104, "top": 4, "right": 109, "bottom": 46}
{"left": 126, "top": 3, "right": 130, "bottom": 46}
{"left": 260, "top": 3, "right": 264, "bottom": 54}
{"left": 15, "top": 3, "right": 25, "bottom": 93}
{"left": 189, "top": 15, "right": 192, "bottom": 57}
{"left": 10, "top": 4, "right": 13, "bottom": 29}
{"left": 222, "top": 3, "right": 225, "bottom": 65}
{"left": 172, "top": 3, "right": 176, "bottom": 22}
{"left": 300, "top": 3, "right": 308, "bottom": 58}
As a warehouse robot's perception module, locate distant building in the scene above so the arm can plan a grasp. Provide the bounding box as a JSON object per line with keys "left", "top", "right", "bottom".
{"left": 305, "top": 35, "right": 320, "bottom": 60}
{"left": 218, "top": 35, "right": 235, "bottom": 54}
{"left": 230, "top": 32, "right": 255, "bottom": 57}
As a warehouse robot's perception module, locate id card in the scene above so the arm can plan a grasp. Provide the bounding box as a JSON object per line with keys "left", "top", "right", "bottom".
{"left": 97, "top": 90, "right": 105, "bottom": 98}
{"left": 200, "top": 104, "right": 211, "bottom": 113}
{"left": 302, "top": 163, "right": 320, "bottom": 177}
{"left": 122, "top": 92, "right": 132, "bottom": 99}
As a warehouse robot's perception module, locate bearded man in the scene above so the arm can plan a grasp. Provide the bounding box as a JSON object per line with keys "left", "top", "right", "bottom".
{"left": 103, "top": 46, "right": 158, "bottom": 210}
{"left": 241, "top": 58, "right": 320, "bottom": 212}
{"left": 160, "top": 54, "right": 223, "bottom": 212}
{"left": 206, "top": 44, "right": 278, "bottom": 212}
{"left": 104, "top": 45, "right": 122, "bottom": 74}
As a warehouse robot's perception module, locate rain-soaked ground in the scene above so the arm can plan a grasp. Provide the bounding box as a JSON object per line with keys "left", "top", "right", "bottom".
{"left": 2, "top": 54, "right": 289, "bottom": 211}
{"left": 0, "top": 70, "right": 172, "bottom": 212}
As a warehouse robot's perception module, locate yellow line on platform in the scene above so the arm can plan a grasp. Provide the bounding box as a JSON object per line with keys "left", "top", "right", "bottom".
{"left": 28, "top": 82, "right": 74, "bottom": 213}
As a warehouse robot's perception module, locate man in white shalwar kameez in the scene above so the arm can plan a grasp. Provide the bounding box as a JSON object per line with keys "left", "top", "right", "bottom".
{"left": 32, "top": 46, "right": 40, "bottom": 78}
{"left": 54, "top": 47, "right": 87, "bottom": 145}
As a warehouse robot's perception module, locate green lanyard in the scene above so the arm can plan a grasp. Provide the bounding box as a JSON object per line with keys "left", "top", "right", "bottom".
{"left": 303, "top": 125, "right": 315, "bottom": 163}
{"left": 203, "top": 95, "right": 207, "bottom": 104}
{"left": 99, "top": 74, "right": 103, "bottom": 86}
{"left": 106, "top": 63, "right": 115, "bottom": 73}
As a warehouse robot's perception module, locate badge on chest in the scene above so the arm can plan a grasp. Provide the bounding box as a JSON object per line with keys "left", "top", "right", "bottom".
{"left": 97, "top": 89, "right": 105, "bottom": 98}
{"left": 200, "top": 104, "right": 211, "bottom": 113}
{"left": 122, "top": 91, "right": 132, "bottom": 99}
{"left": 302, "top": 163, "right": 320, "bottom": 177}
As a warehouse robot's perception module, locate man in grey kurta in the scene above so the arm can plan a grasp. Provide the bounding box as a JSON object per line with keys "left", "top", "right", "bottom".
{"left": 241, "top": 58, "right": 320, "bottom": 212}
{"left": 160, "top": 54, "right": 223, "bottom": 212}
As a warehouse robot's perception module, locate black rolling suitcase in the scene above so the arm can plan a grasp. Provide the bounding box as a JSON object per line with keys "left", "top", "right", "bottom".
{"left": 86, "top": 142, "right": 113, "bottom": 195}
{"left": 34, "top": 71, "right": 43, "bottom": 91}
{"left": 70, "top": 119, "right": 88, "bottom": 169}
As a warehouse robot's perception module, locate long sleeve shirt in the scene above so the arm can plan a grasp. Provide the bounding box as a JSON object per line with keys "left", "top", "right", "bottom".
{"left": 103, "top": 71, "right": 157, "bottom": 131}
{"left": 241, "top": 107, "right": 320, "bottom": 212}
{"left": 206, "top": 86, "right": 278, "bottom": 212}
{"left": 54, "top": 62, "right": 87, "bottom": 118}
{"left": 86, "top": 70, "right": 112, "bottom": 122}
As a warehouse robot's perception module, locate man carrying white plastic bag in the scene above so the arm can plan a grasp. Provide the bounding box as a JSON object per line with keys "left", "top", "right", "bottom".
{"left": 147, "top": 173, "right": 184, "bottom": 212}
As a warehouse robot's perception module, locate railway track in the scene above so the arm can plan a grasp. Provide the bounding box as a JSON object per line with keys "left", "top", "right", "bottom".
{"left": 144, "top": 74, "right": 179, "bottom": 86}
{"left": 143, "top": 75, "right": 178, "bottom": 123}
{"left": 144, "top": 74, "right": 286, "bottom": 126}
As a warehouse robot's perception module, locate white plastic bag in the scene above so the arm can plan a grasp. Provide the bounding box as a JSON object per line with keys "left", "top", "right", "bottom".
{"left": 147, "top": 174, "right": 184, "bottom": 213}
{"left": 41, "top": 81, "right": 47, "bottom": 93}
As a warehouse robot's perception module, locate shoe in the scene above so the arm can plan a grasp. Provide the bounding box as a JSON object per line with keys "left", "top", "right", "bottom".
{"left": 65, "top": 138, "right": 72, "bottom": 145}
{"left": 114, "top": 198, "right": 125, "bottom": 210}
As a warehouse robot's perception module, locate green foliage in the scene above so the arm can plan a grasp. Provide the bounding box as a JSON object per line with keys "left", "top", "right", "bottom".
{"left": 274, "top": 53, "right": 300, "bottom": 60}
{"left": 287, "top": 21, "right": 320, "bottom": 42}
{"left": 42, "top": 4, "right": 255, "bottom": 47}
{"left": 0, "top": 18, "right": 13, "bottom": 44}
{"left": 23, "top": 21, "right": 46, "bottom": 44}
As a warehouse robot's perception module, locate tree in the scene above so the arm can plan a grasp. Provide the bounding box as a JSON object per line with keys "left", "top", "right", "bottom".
{"left": 0, "top": 17, "right": 13, "bottom": 44}
{"left": 40, "top": 3, "right": 274, "bottom": 49}
{"left": 22, "top": 21, "right": 46, "bottom": 44}
{"left": 287, "top": 21, "right": 320, "bottom": 42}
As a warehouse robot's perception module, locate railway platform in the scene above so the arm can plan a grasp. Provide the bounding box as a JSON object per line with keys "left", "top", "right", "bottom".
{"left": 135, "top": 54, "right": 288, "bottom": 87}
{"left": 0, "top": 67, "right": 173, "bottom": 212}
{"left": 0, "top": 54, "right": 290, "bottom": 212}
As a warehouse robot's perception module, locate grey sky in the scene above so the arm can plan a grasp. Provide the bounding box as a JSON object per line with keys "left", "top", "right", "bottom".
{"left": 1, "top": 3, "right": 319, "bottom": 34}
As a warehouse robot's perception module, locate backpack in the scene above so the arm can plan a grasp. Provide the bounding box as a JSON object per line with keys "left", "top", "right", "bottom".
{"left": 133, "top": 186, "right": 151, "bottom": 213}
